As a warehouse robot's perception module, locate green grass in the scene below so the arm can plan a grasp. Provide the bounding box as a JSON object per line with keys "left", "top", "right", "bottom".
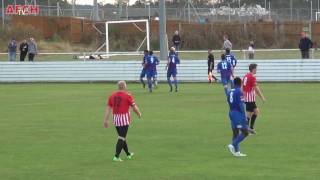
{"left": 1, "top": 50, "right": 320, "bottom": 61}
{"left": 0, "top": 83, "right": 319, "bottom": 180}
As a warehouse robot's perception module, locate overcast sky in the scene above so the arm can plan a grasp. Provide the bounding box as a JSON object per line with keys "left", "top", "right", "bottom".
{"left": 75, "top": 0, "right": 138, "bottom": 5}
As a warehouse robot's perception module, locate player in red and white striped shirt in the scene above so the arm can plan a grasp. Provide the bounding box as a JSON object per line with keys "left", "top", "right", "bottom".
{"left": 104, "top": 81, "right": 142, "bottom": 162}
{"left": 242, "top": 64, "right": 266, "bottom": 134}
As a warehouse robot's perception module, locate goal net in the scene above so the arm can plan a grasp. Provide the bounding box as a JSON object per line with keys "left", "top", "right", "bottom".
{"left": 105, "top": 19, "right": 150, "bottom": 58}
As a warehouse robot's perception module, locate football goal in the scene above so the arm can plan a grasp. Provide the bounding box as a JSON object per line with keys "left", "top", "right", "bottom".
{"left": 105, "top": 19, "right": 150, "bottom": 57}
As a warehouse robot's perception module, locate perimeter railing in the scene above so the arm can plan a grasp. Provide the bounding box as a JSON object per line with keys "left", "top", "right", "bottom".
{"left": 0, "top": 49, "right": 318, "bottom": 61}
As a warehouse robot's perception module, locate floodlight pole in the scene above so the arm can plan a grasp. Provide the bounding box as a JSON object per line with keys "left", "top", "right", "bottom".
{"left": 268, "top": 1, "right": 271, "bottom": 20}
{"left": 57, "top": 2, "right": 60, "bottom": 16}
{"left": 159, "top": 0, "right": 168, "bottom": 60}
{"left": 72, "top": 0, "right": 76, "bottom": 17}
{"left": 48, "top": 0, "right": 51, "bottom": 16}
{"left": 188, "top": 1, "right": 191, "bottom": 23}
{"left": 290, "top": 0, "right": 293, "bottom": 21}
{"left": 93, "top": 0, "right": 100, "bottom": 21}
{"left": 311, "top": 0, "right": 313, "bottom": 22}
{"left": 228, "top": 3, "right": 231, "bottom": 22}
{"left": 146, "top": 20, "right": 150, "bottom": 50}
{"left": 106, "top": 22, "right": 109, "bottom": 56}
{"left": 148, "top": 3, "right": 151, "bottom": 20}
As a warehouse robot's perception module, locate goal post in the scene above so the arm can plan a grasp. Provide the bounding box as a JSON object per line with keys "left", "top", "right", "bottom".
{"left": 316, "top": 12, "right": 320, "bottom": 21}
{"left": 105, "top": 19, "right": 150, "bottom": 56}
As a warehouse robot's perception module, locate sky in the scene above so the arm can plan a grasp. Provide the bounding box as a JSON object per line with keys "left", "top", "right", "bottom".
{"left": 74, "top": 0, "right": 138, "bottom": 5}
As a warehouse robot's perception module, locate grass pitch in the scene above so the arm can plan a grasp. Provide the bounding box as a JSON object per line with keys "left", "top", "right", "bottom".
{"left": 0, "top": 83, "right": 319, "bottom": 180}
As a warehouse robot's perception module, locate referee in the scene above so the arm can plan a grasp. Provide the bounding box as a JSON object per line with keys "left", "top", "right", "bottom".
{"left": 207, "top": 49, "right": 218, "bottom": 83}
{"left": 104, "top": 81, "right": 142, "bottom": 162}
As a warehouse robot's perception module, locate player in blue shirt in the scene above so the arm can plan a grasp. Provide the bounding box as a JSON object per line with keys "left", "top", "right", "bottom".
{"left": 217, "top": 54, "right": 234, "bottom": 95}
{"left": 145, "top": 50, "right": 159, "bottom": 93}
{"left": 226, "top": 77, "right": 249, "bottom": 157}
{"left": 225, "top": 48, "right": 237, "bottom": 87}
{"left": 140, "top": 50, "right": 149, "bottom": 88}
{"left": 166, "top": 47, "right": 180, "bottom": 92}
{"left": 225, "top": 48, "right": 237, "bottom": 68}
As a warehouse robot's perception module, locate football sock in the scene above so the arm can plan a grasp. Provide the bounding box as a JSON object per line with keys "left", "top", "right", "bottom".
{"left": 174, "top": 79, "right": 178, "bottom": 90}
{"left": 140, "top": 78, "right": 145, "bottom": 87}
{"left": 250, "top": 114, "right": 257, "bottom": 129}
{"left": 232, "top": 133, "right": 246, "bottom": 152}
{"left": 154, "top": 79, "right": 158, "bottom": 87}
{"left": 223, "top": 86, "right": 228, "bottom": 96}
{"left": 213, "top": 75, "right": 218, "bottom": 81}
{"left": 247, "top": 117, "right": 250, "bottom": 124}
{"left": 123, "top": 141, "right": 130, "bottom": 156}
{"left": 115, "top": 139, "right": 124, "bottom": 158}
{"left": 167, "top": 77, "right": 173, "bottom": 91}
{"left": 230, "top": 80, "right": 235, "bottom": 89}
{"left": 147, "top": 78, "right": 152, "bottom": 91}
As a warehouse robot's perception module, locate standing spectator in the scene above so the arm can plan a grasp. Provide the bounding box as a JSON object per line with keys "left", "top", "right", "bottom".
{"left": 248, "top": 41, "right": 255, "bottom": 60}
{"left": 28, "top": 37, "right": 38, "bottom": 61}
{"left": 8, "top": 38, "right": 17, "bottom": 61}
{"left": 299, "top": 32, "right": 313, "bottom": 59}
{"left": 223, "top": 35, "right": 232, "bottom": 50}
{"left": 172, "top": 30, "right": 181, "bottom": 52}
{"left": 19, "top": 39, "right": 28, "bottom": 61}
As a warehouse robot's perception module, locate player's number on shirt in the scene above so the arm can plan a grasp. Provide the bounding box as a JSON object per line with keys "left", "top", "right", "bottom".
{"left": 150, "top": 57, "right": 154, "bottom": 63}
{"left": 171, "top": 57, "right": 175, "bottom": 63}
{"left": 226, "top": 56, "right": 232, "bottom": 63}
{"left": 222, "top": 62, "right": 228, "bottom": 70}
{"left": 243, "top": 77, "right": 248, "bottom": 86}
{"left": 113, "top": 96, "right": 122, "bottom": 108}
{"left": 229, "top": 92, "right": 234, "bottom": 103}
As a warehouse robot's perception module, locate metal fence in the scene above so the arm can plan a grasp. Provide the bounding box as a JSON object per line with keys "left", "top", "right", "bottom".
{"left": 0, "top": 49, "right": 319, "bottom": 61}
{"left": 1, "top": 6, "right": 320, "bottom": 22}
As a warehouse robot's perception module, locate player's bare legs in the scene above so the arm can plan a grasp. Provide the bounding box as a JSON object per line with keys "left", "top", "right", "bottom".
{"left": 246, "top": 111, "right": 255, "bottom": 134}
{"left": 246, "top": 108, "right": 260, "bottom": 134}
{"left": 250, "top": 107, "right": 260, "bottom": 130}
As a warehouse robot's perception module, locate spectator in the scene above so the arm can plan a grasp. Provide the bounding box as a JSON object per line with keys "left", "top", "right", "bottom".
{"left": 89, "top": 54, "right": 103, "bottom": 60}
{"left": 248, "top": 41, "right": 255, "bottom": 60}
{"left": 223, "top": 35, "right": 232, "bottom": 50}
{"left": 172, "top": 30, "right": 181, "bottom": 52}
{"left": 19, "top": 39, "right": 28, "bottom": 61}
{"left": 299, "top": 32, "right": 313, "bottom": 59}
{"left": 8, "top": 38, "right": 17, "bottom": 61}
{"left": 28, "top": 37, "right": 38, "bottom": 61}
